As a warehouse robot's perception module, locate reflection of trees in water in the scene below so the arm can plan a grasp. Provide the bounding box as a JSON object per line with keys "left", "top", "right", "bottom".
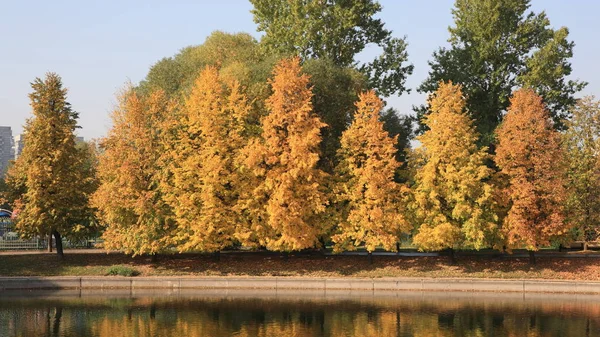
{"left": 1, "top": 295, "right": 599, "bottom": 336}
{"left": 51, "top": 307, "right": 62, "bottom": 336}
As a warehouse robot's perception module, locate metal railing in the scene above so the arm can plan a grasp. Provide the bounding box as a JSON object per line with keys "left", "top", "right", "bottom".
{"left": 0, "top": 218, "right": 100, "bottom": 250}
{"left": 0, "top": 218, "right": 43, "bottom": 249}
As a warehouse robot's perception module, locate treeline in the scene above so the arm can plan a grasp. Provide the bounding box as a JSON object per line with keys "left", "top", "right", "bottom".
{"left": 2, "top": 0, "right": 598, "bottom": 264}
{"left": 92, "top": 59, "right": 599, "bottom": 264}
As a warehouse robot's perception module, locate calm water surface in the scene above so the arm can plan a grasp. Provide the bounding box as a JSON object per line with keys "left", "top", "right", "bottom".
{"left": 0, "top": 289, "right": 599, "bottom": 337}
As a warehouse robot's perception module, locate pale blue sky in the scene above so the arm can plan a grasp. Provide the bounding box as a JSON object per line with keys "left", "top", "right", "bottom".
{"left": 1, "top": 0, "right": 598, "bottom": 140}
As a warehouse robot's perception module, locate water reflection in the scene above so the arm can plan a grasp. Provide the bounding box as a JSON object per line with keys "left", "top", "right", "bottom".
{"left": 0, "top": 289, "right": 599, "bottom": 336}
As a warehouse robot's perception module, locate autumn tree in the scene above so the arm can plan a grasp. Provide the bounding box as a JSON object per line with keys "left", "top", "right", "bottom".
{"left": 332, "top": 90, "right": 410, "bottom": 257}
{"left": 244, "top": 57, "right": 328, "bottom": 252}
{"left": 66, "top": 140, "right": 101, "bottom": 242}
{"left": 4, "top": 73, "right": 97, "bottom": 258}
{"left": 92, "top": 88, "right": 175, "bottom": 257}
{"left": 496, "top": 89, "right": 568, "bottom": 264}
{"left": 140, "top": 32, "right": 372, "bottom": 173}
{"left": 419, "top": 0, "right": 586, "bottom": 141}
{"left": 250, "top": 0, "right": 413, "bottom": 97}
{"left": 1, "top": 162, "right": 25, "bottom": 214}
{"left": 164, "top": 66, "right": 251, "bottom": 253}
{"left": 411, "top": 82, "right": 498, "bottom": 263}
{"left": 563, "top": 96, "right": 600, "bottom": 250}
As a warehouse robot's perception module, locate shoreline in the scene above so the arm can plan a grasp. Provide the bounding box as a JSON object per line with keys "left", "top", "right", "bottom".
{"left": 2, "top": 276, "right": 600, "bottom": 294}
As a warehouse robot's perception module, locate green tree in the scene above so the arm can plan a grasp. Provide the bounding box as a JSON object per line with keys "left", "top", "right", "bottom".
{"left": 333, "top": 90, "right": 410, "bottom": 255}
{"left": 379, "top": 107, "right": 414, "bottom": 177}
{"left": 419, "top": 0, "right": 586, "bottom": 142}
{"left": 411, "top": 82, "right": 498, "bottom": 263}
{"left": 563, "top": 97, "right": 600, "bottom": 250}
{"left": 4, "top": 73, "right": 97, "bottom": 258}
{"left": 250, "top": 0, "right": 413, "bottom": 96}
{"left": 302, "top": 58, "right": 366, "bottom": 171}
{"left": 140, "top": 31, "right": 266, "bottom": 99}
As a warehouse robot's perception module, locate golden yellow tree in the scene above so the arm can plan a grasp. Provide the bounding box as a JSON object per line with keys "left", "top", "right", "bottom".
{"left": 92, "top": 88, "right": 175, "bottom": 257}
{"left": 411, "top": 82, "right": 498, "bottom": 262}
{"left": 225, "top": 81, "right": 264, "bottom": 248}
{"left": 496, "top": 88, "right": 568, "bottom": 264}
{"left": 4, "top": 73, "right": 97, "bottom": 258}
{"left": 332, "top": 90, "right": 410, "bottom": 253}
{"left": 244, "top": 57, "right": 328, "bottom": 251}
{"left": 165, "top": 66, "right": 250, "bottom": 252}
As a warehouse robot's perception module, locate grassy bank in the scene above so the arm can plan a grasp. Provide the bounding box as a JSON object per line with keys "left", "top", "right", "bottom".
{"left": 1, "top": 250, "right": 600, "bottom": 280}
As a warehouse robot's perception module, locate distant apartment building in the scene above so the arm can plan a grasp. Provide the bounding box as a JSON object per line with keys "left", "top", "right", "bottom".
{"left": 13, "top": 133, "right": 25, "bottom": 160}
{"left": 0, "top": 127, "right": 14, "bottom": 176}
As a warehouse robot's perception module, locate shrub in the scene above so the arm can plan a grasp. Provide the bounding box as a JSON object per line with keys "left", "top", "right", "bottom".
{"left": 106, "top": 265, "right": 139, "bottom": 277}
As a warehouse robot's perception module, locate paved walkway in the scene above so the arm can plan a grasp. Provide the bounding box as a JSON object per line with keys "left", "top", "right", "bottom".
{"left": 1, "top": 275, "right": 599, "bottom": 294}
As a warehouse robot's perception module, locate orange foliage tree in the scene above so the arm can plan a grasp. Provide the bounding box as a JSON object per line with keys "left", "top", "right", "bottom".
{"left": 332, "top": 90, "right": 410, "bottom": 253}
{"left": 495, "top": 88, "right": 568, "bottom": 264}
{"left": 411, "top": 82, "right": 498, "bottom": 261}
{"left": 244, "top": 57, "right": 328, "bottom": 252}
{"left": 92, "top": 89, "right": 175, "bottom": 256}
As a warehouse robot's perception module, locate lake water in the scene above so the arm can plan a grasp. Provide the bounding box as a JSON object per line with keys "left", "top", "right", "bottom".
{"left": 0, "top": 289, "right": 599, "bottom": 336}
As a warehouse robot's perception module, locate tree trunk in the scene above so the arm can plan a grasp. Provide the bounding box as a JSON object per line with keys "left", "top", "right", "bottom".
{"left": 151, "top": 253, "right": 158, "bottom": 263}
{"left": 319, "top": 237, "right": 328, "bottom": 256}
{"left": 53, "top": 231, "right": 63, "bottom": 259}
{"left": 283, "top": 251, "right": 289, "bottom": 262}
{"left": 45, "top": 308, "right": 51, "bottom": 333}
{"left": 318, "top": 237, "right": 326, "bottom": 250}
{"left": 528, "top": 250, "right": 536, "bottom": 266}
{"left": 368, "top": 251, "right": 373, "bottom": 265}
{"left": 47, "top": 233, "right": 53, "bottom": 253}
{"left": 448, "top": 248, "right": 456, "bottom": 265}
{"left": 52, "top": 307, "right": 63, "bottom": 335}
{"left": 396, "top": 242, "right": 401, "bottom": 253}
{"left": 584, "top": 242, "right": 589, "bottom": 252}
{"left": 586, "top": 317, "right": 591, "bottom": 337}
{"left": 213, "top": 251, "right": 221, "bottom": 262}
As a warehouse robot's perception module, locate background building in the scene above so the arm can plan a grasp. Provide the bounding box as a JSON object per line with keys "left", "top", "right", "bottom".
{"left": 0, "top": 127, "right": 14, "bottom": 176}
{"left": 13, "top": 134, "right": 24, "bottom": 160}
